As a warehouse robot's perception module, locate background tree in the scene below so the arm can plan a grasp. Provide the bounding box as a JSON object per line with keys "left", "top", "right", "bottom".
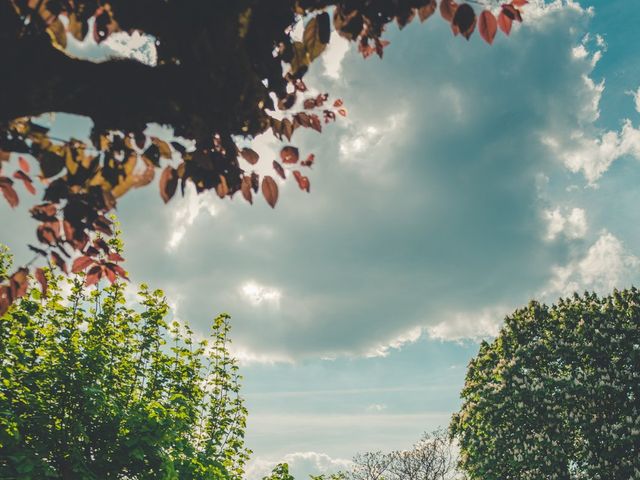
{"left": 450, "top": 290, "right": 640, "bottom": 480}
{"left": 284, "top": 429, "right": 458, "bottom": 480}
{"left": 0, "top": 0, "right": 528, "bottom": 313}
{"left": 0, "top": 241, "right": 250, "bottom": 479}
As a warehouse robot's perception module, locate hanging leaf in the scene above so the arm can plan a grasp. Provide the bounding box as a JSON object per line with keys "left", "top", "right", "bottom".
{"left": 18, "top": 156, "right": 30, "bottom": 173}
{"left": 478, "top": 10, "right": 498, "bottom": 44}
{"left": 151, "top": 137, "right": 173, "bottom": 159}
{"left": 240, "top": 148, "right": 260, "bottom": 165}
{"left": 501, "top": 4, "right": 523, "bottom": 22}
{"left": 303, "top": 14, "right": 329, "bottom": 63}
{"left": 261, "top": 176, "right": 279, "bottom": 208}
{"left": 85, "top": 265, "right": 102, "bottom": 286}
{"left": 418, "top": 0, "right": 437, "bottom": 22}
{"left": 272, "top": 160, "right": 286, "bottom": 179}
{"left": 0, "top": 177, "right": 19, "bottom": 208}
{"left": 281, "top": 118, "right": 294, "bottom": 141}
{"left": 9, "top": 268, "right": 29, "bottom": 299}
{"left": 293, "top": 171, "right": 310, "bottom": 192}
{"left": 241, "top": 176, "right": 253, "bottom": 205}
{"left": 107, "top": 252, "right": 125, "bottom": 262}
{"left": 51, "top": 251, "right": 68, "bottom": 274}
{"left": 104, "top": 264, "right": 117, "bottom": 283}
{"left": 159, "top": 166, "right": 178, "bottom": 203}
{"left": 72, "top": 255, "right": 94, "bottom": 274}
{"left": 35, "top": 268, "right": 48, "bottom": 295}
{"left": 280, "top": 146, "right": 300, "bottom": 164}
{"left": 440, "top": 0, "right": 458, "bottom": 22}
{"left": 497, "top": 10, "right": 512, "bottom": 35}
{"left": 216, "top": 175, "right": 229, "bottom": 198}
{"left": 453, "top": 4, "right": 476, "bottom": 40}
{"left": 111, "top": 264, "right": 129, "bottom": 280}
{"left": 301, "top": 154, "right": 315, "bottom": 168}
{"left": 13, "top": 170, "right": 35, "bottom": 195}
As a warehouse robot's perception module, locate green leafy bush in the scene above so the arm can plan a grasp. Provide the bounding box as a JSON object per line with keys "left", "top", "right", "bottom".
{"left": 0, "top": 247, "right": 249, "bottom": 479}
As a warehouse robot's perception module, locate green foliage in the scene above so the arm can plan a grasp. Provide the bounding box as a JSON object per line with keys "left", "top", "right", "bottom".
{"left": 451, "top": 290, "right": 640, "bottom": 480}
{"left": 263, "top": 463, "right": 296, "bottom": 480}
{"left": 0, "top": 270, "right": 250, "bottom": 479}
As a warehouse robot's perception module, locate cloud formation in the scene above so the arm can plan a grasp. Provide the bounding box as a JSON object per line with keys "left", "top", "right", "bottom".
{"left": 104, "top": 0, "right": 625, "bottom": 359}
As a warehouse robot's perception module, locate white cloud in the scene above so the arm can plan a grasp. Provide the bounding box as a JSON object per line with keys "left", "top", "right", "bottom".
{"left": 633, "top": 86, "right": 640, "bottom": 114}
{"left": 63, "top": 17, "right": 157, "bottom": 65}
{"left": 241, "top": 281, "right": 282, "bottom": 307}
{"left": 166, "top": 184, "right": 219, "bottom": 251}
{"left": 543, "top": 207, "right": 587, "bottom": 241}
{"left": 366, "top": 403, "right": 388, "bottom": 412}
{"left": 323, "top": 32, "right": 351, "bottom": 79}
{"left": 427, "top": 306, "right": 510, "bottom": 342}
{"left": 365, "top": 326, "right": 423, "bottom": 358}
{"left": 246, "top": 452, "right": 351, "bottom": 480}
{"left": 544, "top": 232, "right": 640, "bottom": 298}
{"left": 546, "top": 119, "right": 640, "bottom": 185}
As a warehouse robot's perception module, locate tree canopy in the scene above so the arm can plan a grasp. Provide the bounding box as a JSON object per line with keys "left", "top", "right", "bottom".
{"left": 0, "top": 243, "right": 249, "bottom": 479}
{"left": 450, "top": 290, "right": 640, "bottom": 479}
{"left": 0, "top": 0, "right": 528, "bottom": 314}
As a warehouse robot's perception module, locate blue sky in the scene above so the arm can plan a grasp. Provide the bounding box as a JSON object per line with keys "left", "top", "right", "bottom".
{"left": 2, "top": 1, "right": 640, "bottom": 478}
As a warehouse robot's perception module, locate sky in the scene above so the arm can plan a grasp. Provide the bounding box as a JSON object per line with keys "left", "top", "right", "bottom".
{"left": 2, "top": 0, "right": 640, "bottom": 478}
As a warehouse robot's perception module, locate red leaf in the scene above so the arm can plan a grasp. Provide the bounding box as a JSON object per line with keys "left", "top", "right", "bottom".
{"left": 107, "top": 252, "right": 125, "bottom": 262}
{"left": 35, "top": 268, "right": 47, "bottom": 295}
{"left": 0, "top": 177, "right": 19, "bottom": 208}
{"left": 418, "top": 0, "right": 437, "bottom": 22}
{"left": 333, "top": 99, "right": 344, "bottom": 108}
{"left": 111, "top": 264, "right": 129, "bottom": 280}
{"left": 301, "top": 154, "right": 315, "bottom": 168}
{"left": 241, "top": 176, "right": 253, "bottom": 205}
{"left": 0, "top": 285, "right": 11, "bottom": 316}
{"left": 309, "top": 115, "right": 322, "bottom": 132}
{"left": 51, "top": 251, "right": 67, "bottom": 274}
{"left": 13, "top": 170, "right": 35, "bottom": 195}
{"left": 280, "top": 146, "right": 300, "bottom": 164}
{"left": 104, "top": 264, "right": 117, "bottom": 283}
{"left": 30, "top": 203, "right": 57, "bottom": 221}
{"left": 94, "top": 238, "right": 110, "bottom": 253}
{"left": 293, "top": 171, "right": 310, "bottom": 192}
{"left": 19, "top": 156, "right": 30, "bottom": 173}
{"left": 502, "top": 3, "right": 523, "bottom": 21}
{"left": 85, "top": 265, "right": 102, "bottom": 286}
{"left": 93, "top": 216, "right": 113, "bottom": 236}
{"left": 37, "top": 224, "right": 57, "bottom": 245}
{"left": 261, "top": 176, "right": 279, "bottom": 208}
{"left": 497, "top": 11, "right": 512, "bottom": 35}
{"left": 10, "top": 268, "right": 29, "bottom": 300}
{"left": 240, "top": 148, "right": 260, "bottom": 165}
{"left": 72, "top": 255, "right": 94, "bottom": 273}
{"left": 478, "top": 10, "right": 498, "bottom": 44}
{"left": 159, "top": 166, "right": 178, "bottom": 203}
{"left": 452, "top": 4, "right": 476, "bottom": 40}
{"left": 511, "top": 0, "right": 528, "bottom": 5}
{"left": 272, "top": 160, "right": 286, "bottom": 179}
{"left": 440, "top": 0, "right": 458, "bottom": 22}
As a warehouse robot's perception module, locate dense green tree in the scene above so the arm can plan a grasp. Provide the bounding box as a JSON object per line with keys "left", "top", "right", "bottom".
{"left": 0, "top": 242, "right": 250, "bottom": 479}
{"left": 0, "top": 0, "right": 528, "bottom": 313}
{"left": 451, "top": 290, "right": 640, "bottom": 480}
